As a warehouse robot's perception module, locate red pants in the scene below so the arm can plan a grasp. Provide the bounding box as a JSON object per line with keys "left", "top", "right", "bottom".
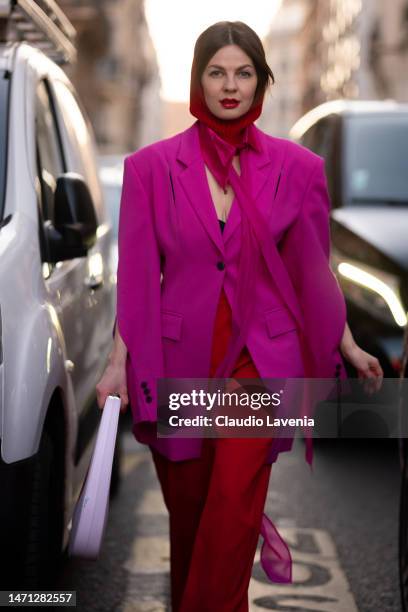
{"left": 150, "top": 289, "right": 273, "bottom": 611}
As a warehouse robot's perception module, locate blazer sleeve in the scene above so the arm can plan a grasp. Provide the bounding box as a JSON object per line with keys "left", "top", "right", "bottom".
{"left": 279, "top": 156, "right": 347, "bottom": 378}
{"left": 116, "top": 155, "right": 163, "bottom": 422}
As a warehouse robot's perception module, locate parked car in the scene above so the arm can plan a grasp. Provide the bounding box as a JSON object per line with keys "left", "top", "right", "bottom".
{"left": 290, "top": 99, "right": 408, "bottom": 378}
{"left": 0, "top": 0, "right": 120, "bottom": 588}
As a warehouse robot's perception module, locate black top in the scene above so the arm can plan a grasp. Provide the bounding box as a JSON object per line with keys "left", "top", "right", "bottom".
{"left": 219, "top": 219, "right": 226, "bottom": 233}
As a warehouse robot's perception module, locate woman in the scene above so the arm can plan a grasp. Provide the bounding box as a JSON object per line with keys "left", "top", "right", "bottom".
{"left": 97, "top": 21, "right": 383, "bottom": 612}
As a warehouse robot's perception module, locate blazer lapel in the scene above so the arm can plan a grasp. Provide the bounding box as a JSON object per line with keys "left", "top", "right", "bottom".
{"left": 176, "top": 122, "right": 225, "bottom": 256}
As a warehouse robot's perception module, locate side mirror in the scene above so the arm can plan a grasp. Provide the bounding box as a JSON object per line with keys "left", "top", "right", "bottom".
{"left": 44, "top": 173, "right": 98, "bottom": 263}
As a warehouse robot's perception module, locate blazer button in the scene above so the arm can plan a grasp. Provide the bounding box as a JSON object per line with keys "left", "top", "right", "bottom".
{"left": 146, "top": 396, "right": 153, "bottom": 403}
{"left": 141, "top": 381, "right": 148, "bottom": 388}
{"left": 143, "top": 388, "right": 150, "bottom": 395}
{"left": 216, "top": 261, "right": 225, "bottom": 271}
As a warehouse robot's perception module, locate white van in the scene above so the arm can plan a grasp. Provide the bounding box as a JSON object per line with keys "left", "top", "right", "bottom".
{"left": 0, "top": 0, "right": 120, "bottom": 588}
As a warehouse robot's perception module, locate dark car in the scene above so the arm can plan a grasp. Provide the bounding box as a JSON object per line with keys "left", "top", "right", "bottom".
{"left": 290, "top": 100, "right": 408, "bottom": 378}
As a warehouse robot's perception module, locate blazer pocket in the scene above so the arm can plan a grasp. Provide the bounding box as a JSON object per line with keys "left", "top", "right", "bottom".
{"left": 161, "top": 310, "right": 183, "bottom": 341}
{"left": 264, "top": 307, "right": 297, "bottom": 339}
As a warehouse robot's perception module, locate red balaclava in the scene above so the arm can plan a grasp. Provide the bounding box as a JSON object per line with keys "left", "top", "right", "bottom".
{"left": 189, "top": 73, "right": 264, "bottom": 146}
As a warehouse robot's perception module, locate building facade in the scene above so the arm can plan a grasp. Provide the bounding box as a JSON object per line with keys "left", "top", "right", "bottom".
{"left": 58, "top": 0, "right": 162, "bottom": 153}
{"left": 258, "top": 0, "right": 309, "bottom": 137}
{"left": 261, "top": 0, "right": 408, "bottom": 136}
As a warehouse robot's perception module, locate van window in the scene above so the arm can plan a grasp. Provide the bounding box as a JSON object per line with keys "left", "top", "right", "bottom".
{"left": 345, "top": 114, "right": 408, "bottom": 205}
{"left": 301, "top": 117, "right": 334, "bottom": 158}
{"left": 35, "top": 80, "right": 64, "bottom": 221}
{"left": 299, "top": 116, "right": 338, "bottom": 205}
{"left": 51, "top": 80, "right": 104, "bottom": 222}
{"left": 300, "top": 124, "right": 318, "bottom": 151}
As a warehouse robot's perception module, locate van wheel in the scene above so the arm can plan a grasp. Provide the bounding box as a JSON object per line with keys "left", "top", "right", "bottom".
{"left": 23, "top": 430, "right": 62, "bottom": 588}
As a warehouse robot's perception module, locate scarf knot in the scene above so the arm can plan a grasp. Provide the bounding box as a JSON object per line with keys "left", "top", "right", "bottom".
{"left": 197, "top": 120, "right": 261, "bottom": 193}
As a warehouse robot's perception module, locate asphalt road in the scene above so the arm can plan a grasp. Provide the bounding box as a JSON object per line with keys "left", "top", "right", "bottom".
{"left": 55, "top": 415, "right": 402, "bottom": 612}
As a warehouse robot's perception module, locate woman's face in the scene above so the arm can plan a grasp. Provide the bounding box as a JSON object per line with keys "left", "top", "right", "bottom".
{"left": 200, "top": 44, "right": 258, "bottom": 120}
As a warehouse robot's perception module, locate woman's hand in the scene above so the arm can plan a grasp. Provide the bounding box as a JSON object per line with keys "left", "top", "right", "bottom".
{"left": 340, "top": 323, "right": 384, "bottom": 394}
{"left": 342, "top": 344, "right": 384, "bottom": 393}
{"left": 96, "top": 360, "right": 129, "bottom": 414}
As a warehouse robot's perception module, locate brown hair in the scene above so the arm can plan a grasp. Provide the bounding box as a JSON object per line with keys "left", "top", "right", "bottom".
{"left": 191, "top": 21, "right": 275, "bottom": 104}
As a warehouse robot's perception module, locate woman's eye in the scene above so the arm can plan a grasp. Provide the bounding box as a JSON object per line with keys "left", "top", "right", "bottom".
{"left": 208, "top": 70, "right": 253, "bottom": 77}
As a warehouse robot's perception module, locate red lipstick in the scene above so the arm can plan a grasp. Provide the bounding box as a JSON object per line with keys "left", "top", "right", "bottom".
{"left": 220, "top": 99, "right": 240, "bottom": 109}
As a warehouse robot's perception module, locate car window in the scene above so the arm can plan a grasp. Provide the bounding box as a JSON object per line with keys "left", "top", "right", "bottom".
{"left": 35, "top": 79, "right": 64, "bottom": 221}
{"left": 345, "top": 115, "right": 408, "bottom": 205}
{"left": 300, "top": 124, "right": 317, "bottom": 151}
{"left": 51, "top": 80, "right": 104, "bottom": 222}
{"left": 315, "top": 118, "right": 335, "bottom": 159}
{"left": 302, "top": 118, "right": 334, "bottom": 157}
{"left": 299, "top": 116, "right": 338, "bottom": 205}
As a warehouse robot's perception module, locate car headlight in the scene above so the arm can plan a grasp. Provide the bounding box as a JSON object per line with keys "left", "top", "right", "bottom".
{"left": 333, "top": 256, "right": 407, "bottom": 328}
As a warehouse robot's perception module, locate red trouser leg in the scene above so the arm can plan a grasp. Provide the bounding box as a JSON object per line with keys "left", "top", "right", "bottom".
{"left": 151, "top": 439, "right": 215, "bottom": 612}
{"left": 150, "top": 289, "right": 273, "bottom": 611}
{"left": 178, "top": 436, "right": 272, "bottom": 612}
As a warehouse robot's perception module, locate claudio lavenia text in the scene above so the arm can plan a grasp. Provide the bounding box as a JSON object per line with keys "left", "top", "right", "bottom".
{"left": 167, "top": 415, "right": 315, "bottom": 428}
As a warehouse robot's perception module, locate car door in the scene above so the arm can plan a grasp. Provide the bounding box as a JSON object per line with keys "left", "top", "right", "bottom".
{"left": 35, "top": 78, "right": 91, "bottom": 415}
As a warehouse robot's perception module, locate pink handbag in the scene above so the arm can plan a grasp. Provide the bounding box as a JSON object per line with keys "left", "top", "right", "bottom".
{"left": 68, "top": 394, "right": 121, "bottom": 559}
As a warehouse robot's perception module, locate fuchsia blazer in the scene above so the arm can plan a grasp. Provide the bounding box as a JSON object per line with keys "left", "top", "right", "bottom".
{"left": 116, "top": 120, "right": 347, "bottom": 464}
